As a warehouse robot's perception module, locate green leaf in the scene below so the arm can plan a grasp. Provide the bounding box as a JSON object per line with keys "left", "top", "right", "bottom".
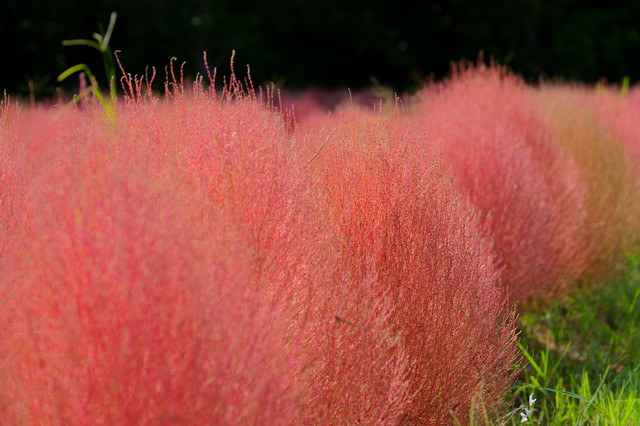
{"left": 537, "top": 387, "right": 592, "bottom": 404}
{"left": 62, "top": 39, "right": 100, "bottom": 50}
{"left": 102, "top": 12, "right": 117, "bottom": 52}
{"left": 57, "top": 64, "right": 94, "bottom": 82}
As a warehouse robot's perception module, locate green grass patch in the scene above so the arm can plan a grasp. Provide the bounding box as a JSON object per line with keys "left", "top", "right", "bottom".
{"left": 503, "top": 253, "right": 640, "bottom": 424}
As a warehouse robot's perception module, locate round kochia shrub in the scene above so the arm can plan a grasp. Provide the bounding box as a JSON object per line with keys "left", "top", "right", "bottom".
{"left": 299, "top": 106, "right": 519, "bottom": 424}
{"left": 413, "top": 66, "right": 588, "bottom": 303}
{"left": 589, "top": 88, "right": 640, "bottom": 249}
{"left": 536, "top": 86, "right": 640, "bottom": 279}
{"left": 0, "top": 107, "right": 298, "bottom": 424}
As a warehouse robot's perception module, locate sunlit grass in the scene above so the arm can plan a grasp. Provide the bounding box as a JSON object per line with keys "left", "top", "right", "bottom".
{"left": 504, "top": 253, "right": 640, "bottom": 424}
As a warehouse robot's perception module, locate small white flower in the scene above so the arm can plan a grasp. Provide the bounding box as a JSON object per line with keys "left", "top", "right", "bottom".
{"left": 519, "top": 393, "right": 536, "bottom": 423}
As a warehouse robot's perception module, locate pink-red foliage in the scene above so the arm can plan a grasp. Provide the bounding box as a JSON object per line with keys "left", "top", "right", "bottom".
{"left": 0, "top": 105, "right": 298, "bottom": 424}
{"left": 0, "top": 101, "right": 22, "bottom": 262}
{"left": 149, "top": 91, "right": 414, "bottom": 424}
{"left": 299, "top": 106, "right": 519, "bottom": 423}
{"left": 280, "top": 87, "right": 391, "bottom": 131}
{"left": 413, "top": 66, "right": 588, "bottom": 303}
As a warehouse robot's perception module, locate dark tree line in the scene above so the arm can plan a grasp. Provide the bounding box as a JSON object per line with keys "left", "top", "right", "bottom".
{"left": 2, "top": 0, "right": 640, "bottom": 98}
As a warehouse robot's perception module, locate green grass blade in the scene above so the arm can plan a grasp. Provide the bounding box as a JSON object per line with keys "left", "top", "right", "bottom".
{"left": 57, "top": 64, "right": 95, "bottom": 82}
{"left": 62, "top": 39, "right": 100, "bottom": 50}
{"left": 101, "top": 12, "right": 117, "bottom": 51}
{"left": 519, "top": 343, "right": 545, "bottom": 378}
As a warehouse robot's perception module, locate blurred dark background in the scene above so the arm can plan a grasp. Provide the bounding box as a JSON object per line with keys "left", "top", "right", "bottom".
{"left": 2, "top": 0, "right": 640, "bottom": 99}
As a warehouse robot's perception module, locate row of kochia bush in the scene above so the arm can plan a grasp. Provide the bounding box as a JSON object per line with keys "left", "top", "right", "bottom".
{"left": 1, "top": 65, "right": 639, "bottom": 424}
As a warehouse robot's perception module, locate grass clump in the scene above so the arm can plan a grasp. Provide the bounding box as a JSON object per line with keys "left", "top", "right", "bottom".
{"left": 506, "top": 253, "right": 640, "bottom": 424}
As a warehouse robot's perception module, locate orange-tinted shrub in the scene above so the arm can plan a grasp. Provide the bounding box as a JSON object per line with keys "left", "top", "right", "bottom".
{"left": 536, "top": 86, "right": 640, "bottom": 278}
{"left": 591, "top": 87, "right": 640, "bottom": 173}
{"left": 299, "top": 106, "right": 519, "bottom": 423}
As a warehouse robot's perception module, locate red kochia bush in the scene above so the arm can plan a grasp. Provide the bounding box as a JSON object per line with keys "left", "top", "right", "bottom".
{"left": 413, "top": 66, "right": 588, "bottom": 303}
{"left": 299, "top": 106, "right": 518, "bottom": 423}
{"left": 139, "top": 87, "right": 414, "bottom": 423}
{"left": 0, "top": 106, "right": 298, "bottom": 424}
{"left": 0, "top": 101, "right": 21, "bottom": 262}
